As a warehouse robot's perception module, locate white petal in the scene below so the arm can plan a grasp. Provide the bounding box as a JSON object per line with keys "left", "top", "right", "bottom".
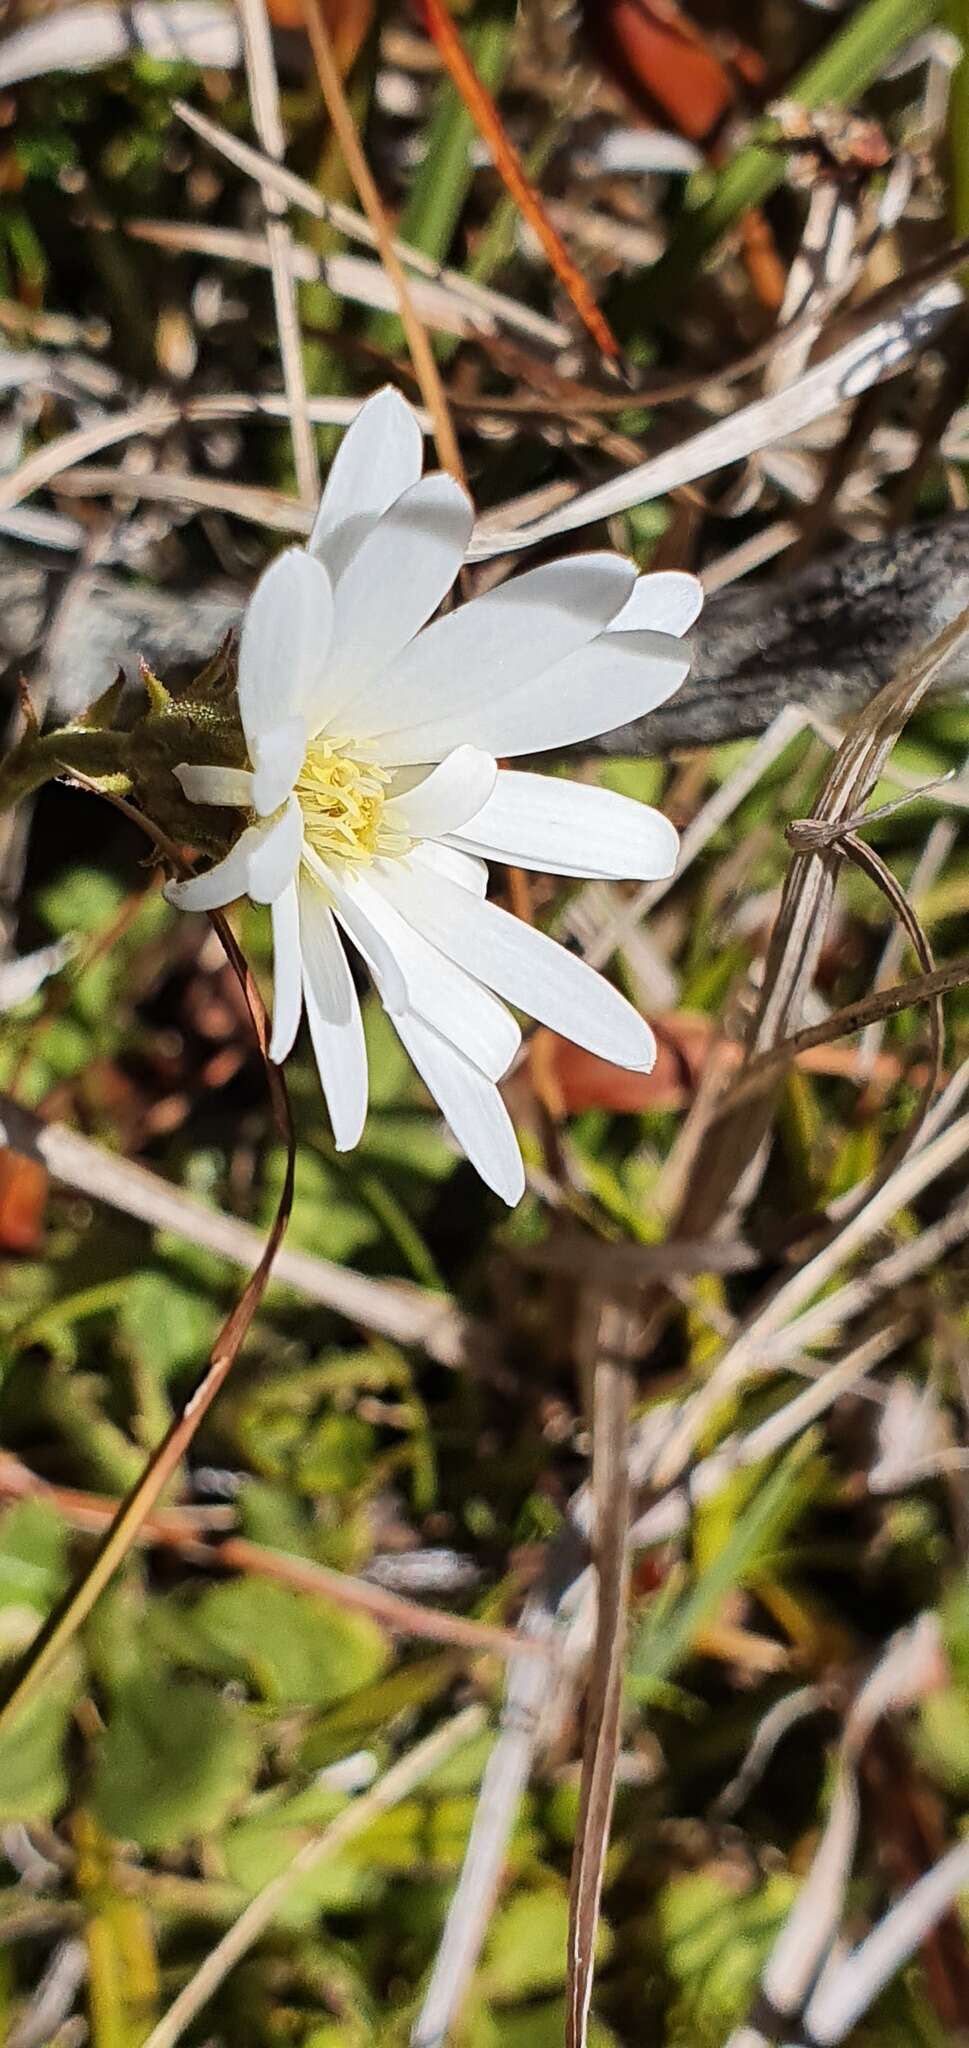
{"left": 608, "top": 570, "right": 703, "bottom": 637}
{"left": 238, "top": 550, "right": 333, "bottom": 749}
{"left": 299, "top": 878, "right": 368, "bottom": 1151}
{"left": 174, "top": 763, "right": 255, "bottom": 808}
{"left": 377, "top": 860, "right": 656, "bottom": 1071}
{"left": 344, "top": 869, "right": 519, "bottom": 1080}
{"left": 322, "top": 474, "right": 472, "bottom": 721}
{"left": 165, "top": 827, "right": 269, "bottom": 913}
{"left": 304, "top": 851, "right": 409, "bottom": 1015}
{"left": 308, "top": 387, "right": 424, "bottom": 586}
{"left": 383, "top": 746, "right": 497, "bottom": 839}
{"left": 269, "top": 882, "right": 303, "bottom": 1064}
{"left": 412, "top": 841, "right": 488, "bottom": 896}
{"left": 394, "top": 1010, "right": 525, "bottom": 1206}
{"left": 352, "top": 554, "right": 637, "bottom": 757}
{"left": 452, "top": 771, "right": 679, "bottom": 880}
{"left": 250, "top": 717, "right": 305, "bottom": 817}
{"left": 246, "top": 797, "right": 304, "bottom": 905}
{"left": 381, "top": 626, "right": 690, "bottom": 763}
{"left": 165, "top": 807, "right": 299, "bottom": 913}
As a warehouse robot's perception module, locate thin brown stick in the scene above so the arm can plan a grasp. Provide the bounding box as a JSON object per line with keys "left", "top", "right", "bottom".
{"left": 0, "top": 1453, "right": 542, "bottom": 1662}
{"left": 300, "top": 0, "right": 464, "bottom": 484}
{"left": 714, "top": 953, "right": 969, "bottom": 1116}
{"left": 567, "top": 1318, "right": 633, "bottom": 2048}
{"left": 217, "top": 1539, "right": 539, "bottom": 1660}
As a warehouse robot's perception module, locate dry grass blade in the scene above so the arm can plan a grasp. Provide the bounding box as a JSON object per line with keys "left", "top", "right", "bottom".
{"left": 652, "top": 1106, "right": 969, "bottom": 1493}
{"left": 859, "top": 808, "right": 962, "bottom": 1075}
{"left": 715, "top": 819, "right": 943, "bottom": 1197}
{"left": 416, "top": 1340, "right": 652, "bottom": 2044}
{"left": 675, "top": 605, "right": 969, "bottom": 1238}
{"left": 566, "top": 1311, "right": 634, "bottom": 2048}
{"left": 412, "top": 1517, "right": 591, "bottom": 2046}
{"left": 469, "top": 280, "right": 962, "bottom": 554}
{"left": 0, "top": 0, "right": 241, "bottom": 83}
{"left": 237, "top": 0, "right": 318, "bottom": 504}
{"left": 142, "top": 1703, "right": 486, "bottom": 2048}
{"left": 0, "top": 392, "right": 426, "bottom": 524}
{"left": 126, "top": 219, "right": 491, "bottom": 339}
{"left": 630, "top": 1323, "right": 915, "bottom": 1551}
{"left": 0, "top": 905, "right": 295, "bottom": 1734}
{"left": 750, "top": 1182, "right": 969, "bottom": 1377}
{"left": 752, "top": 1617, "right": 946, "bottom": 2035}
{"left": 803, "top": 1837, "right": 969, "bottom": 2045}
{"left": 583, "top": 707, "right": 809, "bottom": 971}
{"left": 300, "top": 0, "right": 463, "bottom": 483}
{"left": 171, "top": 98, "right": 570, "bottom": 348}
{"left": 53, "top": 462, "right": 312, "bottom": 532}
{"left": 794, "top": 825, "right": 941, "bottom": 1159}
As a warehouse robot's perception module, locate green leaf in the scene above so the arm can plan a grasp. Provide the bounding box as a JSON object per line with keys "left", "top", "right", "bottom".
{"left": 37, "top": 866, "right": 124, "bottom": 938}
{"left": 189, "top": 1579, "right": 388, "bottom": 1707}
{"left": 0, "top": 1673, "right": 77, "bottom": 1821}
{"left": 596, "top": 758, "right": 665, "bottom": 806}
{"left": 660, "top": 1869, "right": 797, "bottom": 2033}
{"left": 298, "top": 1654, "right": 461, "bottom": 1770}
{"left": 0, "top": 1500, "right": 68, "bottom": 1649}
{"left": 361, "top": 999, "right": 414, "bottom": 1108}
{"left": 369, "top": 13, "right": 511, "bottom": 350}
{"left": 484, "top": 1888, "right": 604, "bottom": 2002}
{"left": 293, "top": 1414, "right": 375, "bottom": 1494}
{"left": 238, "top": 1480, "right": 318, "bottom": 1559}
{"left": 119, "top": 1269, "right": 218, "bottom": 1380}
{"left": 92, "top": 1672, "right": 259, "bottom": 1850}
{"left": 918, "top": 1687, "right": 969, "bottom": 1795}
{"left": 348, "top": 1792, "right": 480, "bottom": 1874}
{"left": 222, "top": 1811, "right": 375, "bottom": 1923}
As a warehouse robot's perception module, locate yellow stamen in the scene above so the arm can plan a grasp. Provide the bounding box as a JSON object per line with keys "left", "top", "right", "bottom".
{"left": 294, "top": 739, "right": 405, "bottom": 866}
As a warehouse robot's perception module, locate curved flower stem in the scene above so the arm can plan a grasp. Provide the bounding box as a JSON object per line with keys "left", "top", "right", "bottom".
{"left": 0, "top": 893, "right": 295, "bottom": 1737}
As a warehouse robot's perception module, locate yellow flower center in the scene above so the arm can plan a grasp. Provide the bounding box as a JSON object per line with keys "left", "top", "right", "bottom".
{"left": 294, "top": 739, "right": 402, "bottom": 866}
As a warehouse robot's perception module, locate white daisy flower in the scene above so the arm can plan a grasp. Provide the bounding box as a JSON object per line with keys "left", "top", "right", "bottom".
{"left": 167, "top": 387, "right": 701, "bottom": 1204}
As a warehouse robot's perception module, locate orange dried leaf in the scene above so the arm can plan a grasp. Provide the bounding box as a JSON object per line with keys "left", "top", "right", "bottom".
{"left": 0, "top": 1147, "right": 48, "bottom": 1252}
{"left": 533, "top": 1020, "right": 707, "bottom": 1115}
{"left": 591, "top": 0, "right": 735, "bottom": 142}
